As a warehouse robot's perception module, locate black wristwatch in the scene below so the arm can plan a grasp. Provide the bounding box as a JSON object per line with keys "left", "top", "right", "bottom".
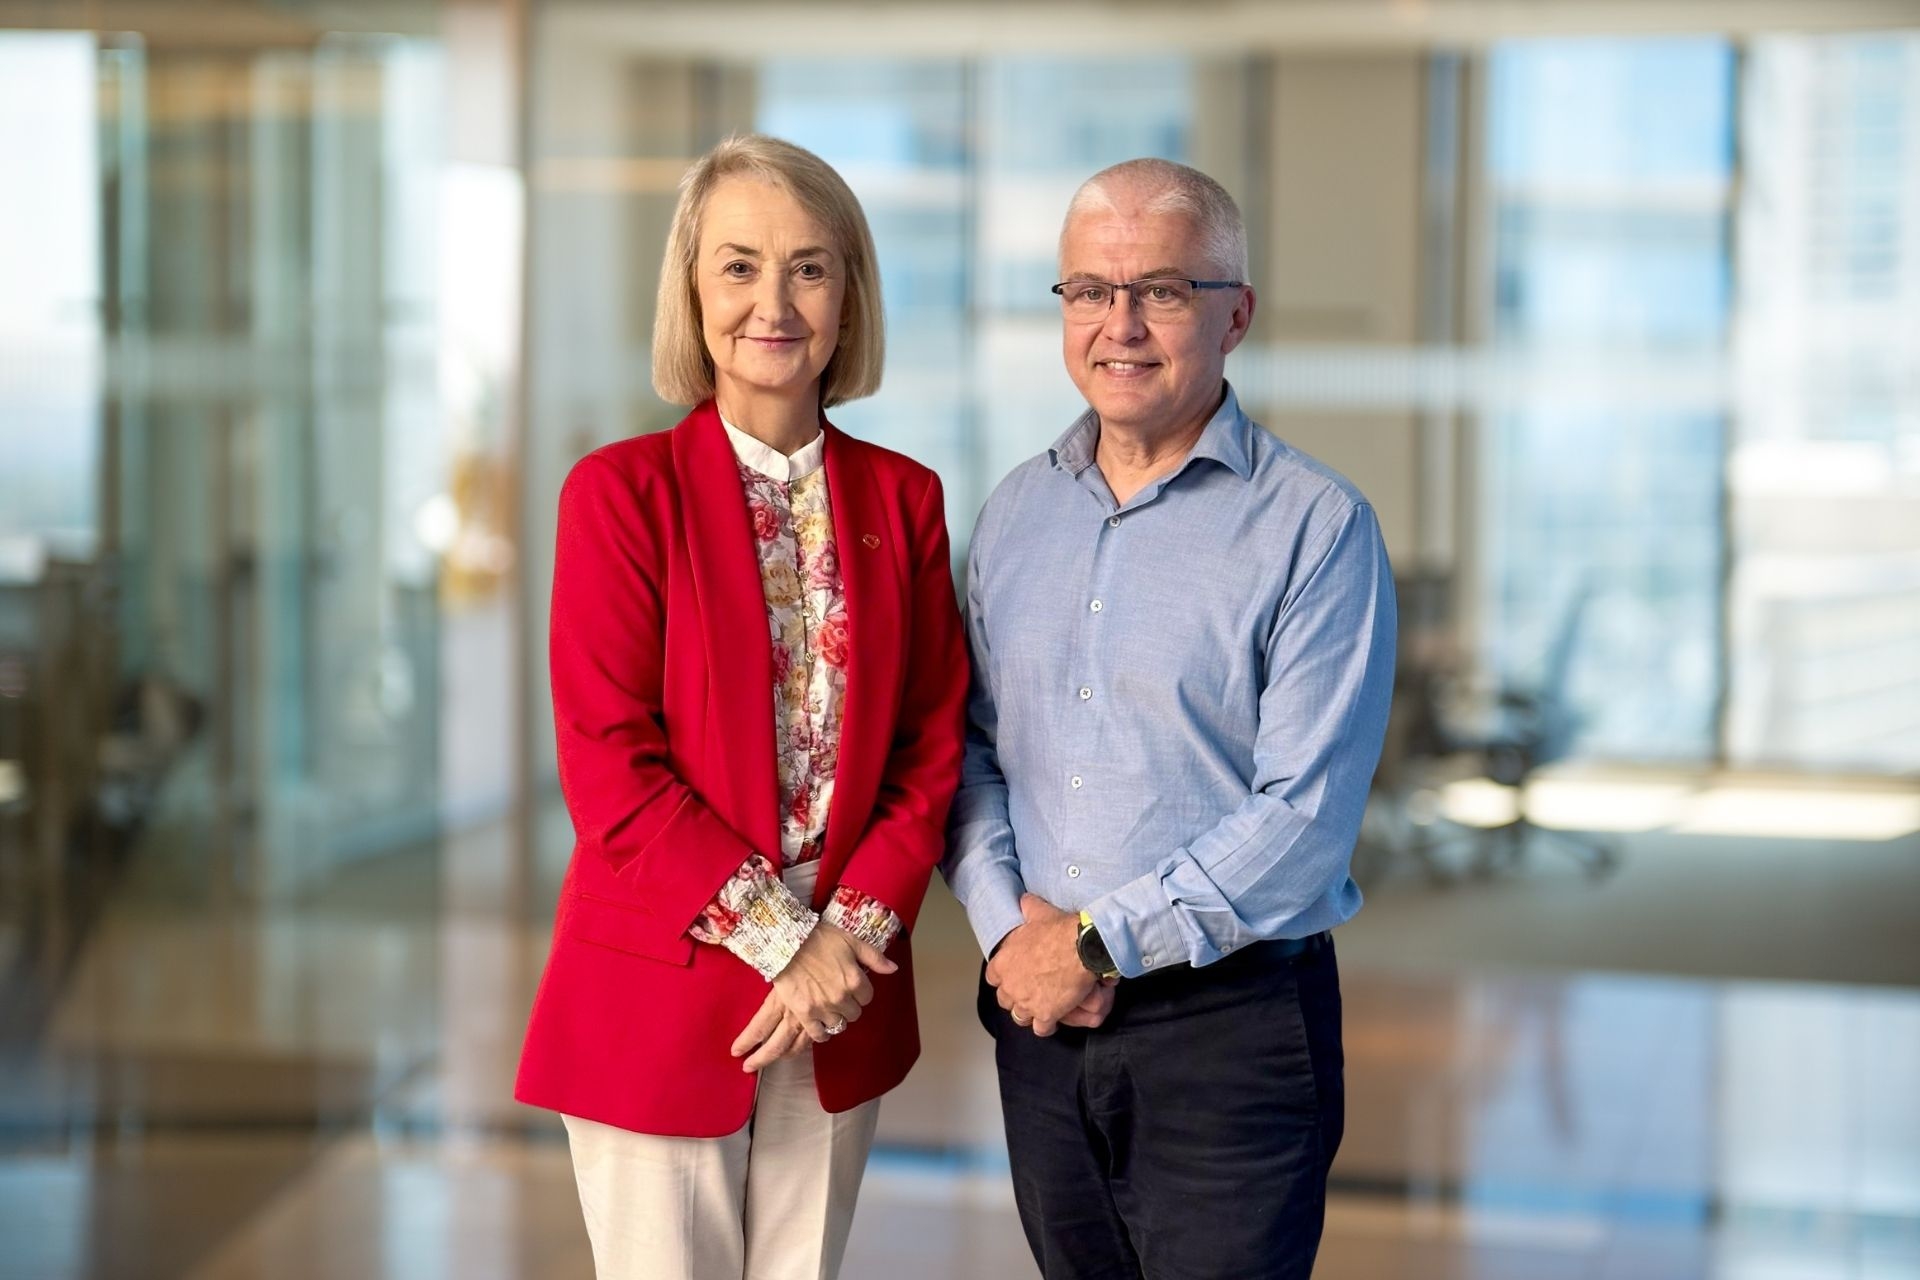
{"left": 1076, "top": 910, "right": 1121, "bottom": 980}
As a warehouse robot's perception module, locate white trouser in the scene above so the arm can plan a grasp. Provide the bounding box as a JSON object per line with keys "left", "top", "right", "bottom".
{"left": 563, "top": 861, "right": 882, "bottom": 1280}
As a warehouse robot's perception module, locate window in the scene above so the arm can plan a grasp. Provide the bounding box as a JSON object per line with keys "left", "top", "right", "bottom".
{"left": 1483, "top": 39, "right": 1735, "bottom": 761}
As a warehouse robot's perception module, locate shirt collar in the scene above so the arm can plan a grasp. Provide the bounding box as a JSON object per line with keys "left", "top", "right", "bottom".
{"left": 1047, "top": 382, "right": 1254, "bottom": 483}
{"left": 721, "top": 415, "right": 825, "bottom": 482}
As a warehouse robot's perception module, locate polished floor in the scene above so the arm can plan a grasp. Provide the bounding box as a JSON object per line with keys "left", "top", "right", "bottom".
{"left": 3, "top": 810, "right": 1919, "bottom": 1279}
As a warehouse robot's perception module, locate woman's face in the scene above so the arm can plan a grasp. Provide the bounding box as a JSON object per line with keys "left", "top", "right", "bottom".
{"left": 695, "top": 176, "right": 846, "bottom": 410}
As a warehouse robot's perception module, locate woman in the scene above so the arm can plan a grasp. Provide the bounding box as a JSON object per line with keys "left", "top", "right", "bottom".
{"left": 514, "top": 135, "right": 968, "bottom": 1280}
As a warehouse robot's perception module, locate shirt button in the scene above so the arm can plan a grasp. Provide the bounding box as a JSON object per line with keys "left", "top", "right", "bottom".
{"left": 1067, "top": 865, "right": 1080, "bottom": 878}
{"left": 1142, "top": 954, "right": 1155, "bottom": 967}
{"left": 1070, "top": 775, "right": 1083, "bottom": 789}
{"left": 1078, "top": 687, "right": 1092, "bottom": 700}
{"left": 1089, "top": 600, "right": 1102, "bottom": 613}
{"left": 1108, "top": 516, "right": 1121, "bottom": 528}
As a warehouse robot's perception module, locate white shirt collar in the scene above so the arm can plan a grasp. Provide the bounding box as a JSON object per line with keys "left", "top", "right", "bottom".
{"left": 721, "top": 415, "right": 826, "bottom": 482}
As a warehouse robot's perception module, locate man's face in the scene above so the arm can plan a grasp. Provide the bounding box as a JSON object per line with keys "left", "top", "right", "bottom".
{"left": 1057, "top": 200, "right": 1253, "bottom": 438}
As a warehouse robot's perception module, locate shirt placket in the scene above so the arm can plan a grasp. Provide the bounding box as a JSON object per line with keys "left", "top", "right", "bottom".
{"left": 761, "top": 477, "right": 806, "bottom": 869}
{"left": 1060, "top": 494, "right": 1124, "bottom": 897}
{"left": 790, "top": 477, "right": 828, "bottom": 865}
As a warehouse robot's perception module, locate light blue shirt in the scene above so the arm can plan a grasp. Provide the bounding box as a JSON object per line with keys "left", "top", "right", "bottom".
{"left": 941, "top": 384, "right": 1397, "bottom": 978}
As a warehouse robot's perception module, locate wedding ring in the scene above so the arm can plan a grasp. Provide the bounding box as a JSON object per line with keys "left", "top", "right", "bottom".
{"left": 826, "top": 1018, "right": 847, "bottom": 1035}
{"left": 1012, "top": 1013, "right": 1032, "bottom": 1027}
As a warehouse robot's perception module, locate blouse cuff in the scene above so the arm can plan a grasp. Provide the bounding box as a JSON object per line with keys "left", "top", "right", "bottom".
{"left": 724, "top": 880, "right": 821, "bottom": 981}
{"left": 691, "top": 854, "right": 822, "bottom": 980}
{"left": 822, "top": 885, "right": 903, "bottom": 954}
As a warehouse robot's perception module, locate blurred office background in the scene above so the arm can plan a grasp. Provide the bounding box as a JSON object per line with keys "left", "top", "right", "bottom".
{"left": 1, "top": 1, "right": 1917, "bottom": 1276}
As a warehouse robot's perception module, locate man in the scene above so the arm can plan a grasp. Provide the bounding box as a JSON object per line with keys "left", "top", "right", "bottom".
{"left": 940, "top": 158, "right": 1396, "bottom": 1279}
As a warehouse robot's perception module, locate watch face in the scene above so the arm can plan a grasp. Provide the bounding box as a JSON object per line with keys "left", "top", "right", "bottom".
{"left": 1077, "top": 922, "right": 1115, "bottom": 977}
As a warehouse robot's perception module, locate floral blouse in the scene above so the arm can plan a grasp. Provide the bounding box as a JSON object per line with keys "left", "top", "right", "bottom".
{"left": 686, "top": 421, "right": 903, "bottom": 981}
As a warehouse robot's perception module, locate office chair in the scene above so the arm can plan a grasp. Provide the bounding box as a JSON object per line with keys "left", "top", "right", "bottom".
{"left": 1437, "top": 584, "right": 1618, "bottom": 881}
{"left": 1354, "top": 572, "right": 1618, "bottom": 886}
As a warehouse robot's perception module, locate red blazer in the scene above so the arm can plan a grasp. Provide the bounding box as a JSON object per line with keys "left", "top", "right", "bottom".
{"left": 514, "top": 401, "right": 968, "bottom": 1137}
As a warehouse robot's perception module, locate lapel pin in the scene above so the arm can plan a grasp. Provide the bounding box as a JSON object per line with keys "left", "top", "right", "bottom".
{"left": 861, "top": 533, "right": 881, "bottom": 549}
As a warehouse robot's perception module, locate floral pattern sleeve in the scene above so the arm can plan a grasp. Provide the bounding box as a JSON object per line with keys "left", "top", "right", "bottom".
{"left": 691, "top": 853, "right": 821, "bottom": 981}
{"left": 823, "top": 886, "right": 902, "bottom": 953}
{"left": 692, "top": 865, "right": 900, "bottom": 980}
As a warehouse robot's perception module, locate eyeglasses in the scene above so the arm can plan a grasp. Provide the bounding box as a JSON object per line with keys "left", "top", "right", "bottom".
{"left": 1051, "top": 277, "right": 1244, "bottom": 320}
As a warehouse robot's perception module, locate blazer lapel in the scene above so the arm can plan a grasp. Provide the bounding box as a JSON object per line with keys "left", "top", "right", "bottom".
{"left": 821, "top": 425, "right": 904, "bottom": 886}
{"left": 672, "top": 402, "right": 780, "bottom": 859}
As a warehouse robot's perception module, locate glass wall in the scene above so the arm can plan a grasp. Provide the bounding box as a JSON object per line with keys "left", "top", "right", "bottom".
{"left": 1479, "top": 32, "right": 1920, "bottom": 770}
{"left": 1481, "top": 38, "right": 1736, "bottom": 762}
{"left": 0, "top": 26, "right": 462, "bottom": 909}
{"left": 0, "top": 33, "right": 100, "bottom": 552}
{"left": 0, "top": 12, "right": 487, "bottom": 1263}
{"left": 1729, "top": 33, "right": 1920, "bottom": 771}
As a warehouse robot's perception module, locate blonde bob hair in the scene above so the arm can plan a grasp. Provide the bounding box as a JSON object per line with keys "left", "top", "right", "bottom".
{"left": 652, "top": 134, "right": 885, "bottom": 409}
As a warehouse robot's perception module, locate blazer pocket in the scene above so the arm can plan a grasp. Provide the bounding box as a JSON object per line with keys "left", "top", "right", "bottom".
{"left": 561, "top": 891, "right": 697, "bottom": 967}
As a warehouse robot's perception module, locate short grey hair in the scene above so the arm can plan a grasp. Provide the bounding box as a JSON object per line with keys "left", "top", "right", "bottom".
{"left": 1060, "top": 158, "right": 1250, "bottom": 281}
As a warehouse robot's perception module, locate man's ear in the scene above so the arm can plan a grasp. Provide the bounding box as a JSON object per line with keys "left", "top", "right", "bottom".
{"left": 1220, "top": 284, "right": 1256, "bottom": 356}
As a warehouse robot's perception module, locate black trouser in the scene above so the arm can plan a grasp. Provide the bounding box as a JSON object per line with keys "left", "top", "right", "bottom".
{"left": 979, "top": 937, "right": 1343, "bottom": 1280}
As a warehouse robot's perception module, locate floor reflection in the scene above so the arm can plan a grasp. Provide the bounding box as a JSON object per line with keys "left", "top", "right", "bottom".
{"left": 2, "top": 847, "right": 1918, "bottom": 1279}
